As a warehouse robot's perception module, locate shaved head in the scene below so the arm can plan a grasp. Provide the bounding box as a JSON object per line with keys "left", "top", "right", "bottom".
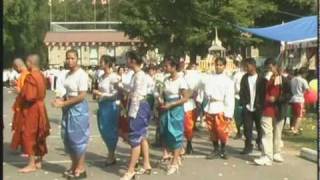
{"left": 13, "top": 58, "right": 25, "bottom": 67}
{"left": 26, "top": 54, "right": 40, "bottom": 69}
{"left": 13, "top": 58, "right": 26, "bottom": 72}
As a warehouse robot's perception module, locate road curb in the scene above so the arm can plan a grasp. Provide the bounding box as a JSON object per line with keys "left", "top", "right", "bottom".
{"left": 300, "top": 147, "right": 317, "bottom": 162}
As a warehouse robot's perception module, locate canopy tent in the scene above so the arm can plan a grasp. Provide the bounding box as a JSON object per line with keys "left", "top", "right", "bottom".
{"left": 239, "top": 16, "right": 317, "bottom": 43}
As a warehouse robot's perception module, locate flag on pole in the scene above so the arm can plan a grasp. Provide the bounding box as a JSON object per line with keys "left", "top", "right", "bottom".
{"left": 48, "top": 0, "right": 52, "bottom": 6}
{"left": 101, "top": 0, "right": 110, "bottom": 5}
{"left": 280, "top": 21, "right": 285, "bottom": 52}
{"left": 92, "top": 0, "right": 96, "bottom": 5}
{"left": 101, "top": 0, "right": 107, "bottom": 5}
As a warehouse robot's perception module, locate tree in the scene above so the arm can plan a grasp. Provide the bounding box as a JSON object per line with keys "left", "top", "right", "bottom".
{"left": 116, "top": 0, "right": 277, "bottom": 59}
{"left": 116, "top": 0, "right": 315, "bottom": 59}
{"left": 255, "top": 0, "right": 316, "bottom": 26}
{"left": 3, "top": 0, "right": 315, "bottom": 67}
{"left": 4, "top": 0, "right": 50, "bottom": 67}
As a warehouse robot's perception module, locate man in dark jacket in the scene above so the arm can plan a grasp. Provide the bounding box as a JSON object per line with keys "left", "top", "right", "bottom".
{"left": 239, "top": 58, "right": 267, "bottom": 154}
{"left": 254, "top": 58, "right": 292, "bottom": 166}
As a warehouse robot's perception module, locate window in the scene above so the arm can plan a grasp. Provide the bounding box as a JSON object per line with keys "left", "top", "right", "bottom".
{"left": 74, "top": 47, "right": 82, "bottom": 64}
{"left": 89, "top": 47, "right": 98, "bottom": 65}
{"left": 106, "top": 46, "right": 115, "bottom": 57}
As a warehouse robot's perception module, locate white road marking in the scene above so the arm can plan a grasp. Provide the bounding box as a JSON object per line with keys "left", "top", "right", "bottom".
{"left": 47, "top": 135, "right": 101, "bottom": 139}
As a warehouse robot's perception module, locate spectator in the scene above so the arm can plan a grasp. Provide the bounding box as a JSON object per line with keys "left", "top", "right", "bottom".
{"left": 254, "top": 58, "right": 292, "bottom": 166}
{"left": 289, "top": 67, "right": 309, "bottom": 135}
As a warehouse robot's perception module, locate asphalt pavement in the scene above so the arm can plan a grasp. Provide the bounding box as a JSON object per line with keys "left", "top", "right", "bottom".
{"left": 2, "top": 88, "right": 317, "bottom": 180}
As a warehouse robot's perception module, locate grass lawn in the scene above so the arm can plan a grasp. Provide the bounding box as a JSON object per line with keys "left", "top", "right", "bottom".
{"left": 282, "top": 113, "right": 317, "bottom": 150}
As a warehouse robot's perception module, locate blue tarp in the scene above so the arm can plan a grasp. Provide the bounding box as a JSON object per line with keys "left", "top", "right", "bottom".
{"left": 240, "top": 16, "right": 317, "bottom": 43}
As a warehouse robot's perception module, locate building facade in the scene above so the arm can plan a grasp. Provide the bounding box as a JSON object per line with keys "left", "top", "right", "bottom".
{"left": 44, "top": 31, "right": 142, "bottom": 67}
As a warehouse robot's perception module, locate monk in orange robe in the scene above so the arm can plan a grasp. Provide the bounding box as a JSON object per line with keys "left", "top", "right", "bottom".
{"left": 10, "top": 54, "right": 50, "bottom": 173}
{"left": 10, "top": 58, "right": 30, "bottom": 157}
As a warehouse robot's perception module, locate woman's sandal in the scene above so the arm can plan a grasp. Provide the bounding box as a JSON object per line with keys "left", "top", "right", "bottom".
{"left": 67, "top": 170, "right": 87, "bottom": 179}
{"left": 160, "top": 156, "right": 172, "bottom": 163}
{"left": 105, "top": 159, "right": 117, "bottom": 167}
{"left": 63, "top": 169, "right": 73, "bottom": 177}
{"left": 136, "top": 168, "right": 152, "bottom": 175}
{"left": 167, "top": 164, "right": 179, "bottom": 175}
{"left": 120, "top": 172, "right": 136, "bottom": 180}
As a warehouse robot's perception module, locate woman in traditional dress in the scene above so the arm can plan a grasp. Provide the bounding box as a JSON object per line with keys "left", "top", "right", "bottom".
{"left": 118, "top": 51, "right": 152, "bottom": 180}
{"left": 159, "top": 57, "right": 191, "bottom": 175}
{"left": 52, "top": 49, "right": 90, "bottom": 179}
{"left": 93, "top": 55, "right": 120, "bottom": 166}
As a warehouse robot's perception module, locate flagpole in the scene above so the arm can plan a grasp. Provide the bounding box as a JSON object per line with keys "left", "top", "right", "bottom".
{"left": 108, "top": 1, "right": 111, "bottom": 29}
{"left": 94, "top": 3, "right": 97, "bottom": 29}
{"left": 49, "top": 2, "right": 52, "bottom": 30}
{"left": 64, "top": 1, "right": 67, "bottom": 22}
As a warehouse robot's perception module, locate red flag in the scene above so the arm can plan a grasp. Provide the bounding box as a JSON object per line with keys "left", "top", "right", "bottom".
{"left": 92, "top": 0, "right": 96, "bottom": 5}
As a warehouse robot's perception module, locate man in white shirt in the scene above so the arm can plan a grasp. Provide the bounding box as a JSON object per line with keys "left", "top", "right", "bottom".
{"left": 201, "top": 57, "right": 235, "bottom": 159}
{"left": 289, "top": 67, "right": 309, "bottom": 134}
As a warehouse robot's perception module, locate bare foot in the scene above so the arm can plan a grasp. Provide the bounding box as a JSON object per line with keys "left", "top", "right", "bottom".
{"left": 35, "top": 162, "right": 42, "bottom": 169}
{"left": 18, "top": 165, "right": 37, "bottom": 173}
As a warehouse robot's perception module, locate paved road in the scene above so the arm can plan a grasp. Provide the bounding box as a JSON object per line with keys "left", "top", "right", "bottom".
{"left": 3, "top": 88, "right": 317, "bottom": 180}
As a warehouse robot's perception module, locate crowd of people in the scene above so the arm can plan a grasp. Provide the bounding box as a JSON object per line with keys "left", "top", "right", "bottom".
{"left": 7, "top": 49, "right": 315, "bottom": 180}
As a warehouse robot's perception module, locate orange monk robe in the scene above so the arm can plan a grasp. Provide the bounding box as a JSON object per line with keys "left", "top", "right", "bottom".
{"left": 10, "top": 70, "right": 50, "bottom": 157}
{"left": 205, "top": 113, "right": 231, "bottom": 144}
{"left": 12, "top": 69, "right": 30, "bottom": 112}
{"left": 11, "top": 69, "right": 30, "bottom": 133}
{"left": 16, "top": 69, "right": 30, "bottom": 93}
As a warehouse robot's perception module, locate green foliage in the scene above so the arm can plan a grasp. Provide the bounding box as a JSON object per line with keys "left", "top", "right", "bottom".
{"left": 117, "top": 0, "right": 278, "bottom": 59}
{"left": 117, "top": 0, "right": 315, "bottom": 59}
{"left": 3, "top": 0, "right": 316, "bottom": 67}
{"left": 4, "top": 0, "right": 49, "bottom": 67}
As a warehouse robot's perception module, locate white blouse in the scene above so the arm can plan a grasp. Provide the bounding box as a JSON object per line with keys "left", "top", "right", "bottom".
{"left": 163, "top": 76, "right": 188, "bottom": 99}
{"left": 183, "top": 70, "right": 200, "bottom": 111}
{"left": 97, "top": 72, "right": 119, "bottom": 100}
{"left": 64, "top": 68, "right": 89, "bottom": 97}
{"left": 128, "top": 70, "right": 148, "bottom": 119}
{"left": 55, "top": 69, "right": 69, "bottom": 98}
